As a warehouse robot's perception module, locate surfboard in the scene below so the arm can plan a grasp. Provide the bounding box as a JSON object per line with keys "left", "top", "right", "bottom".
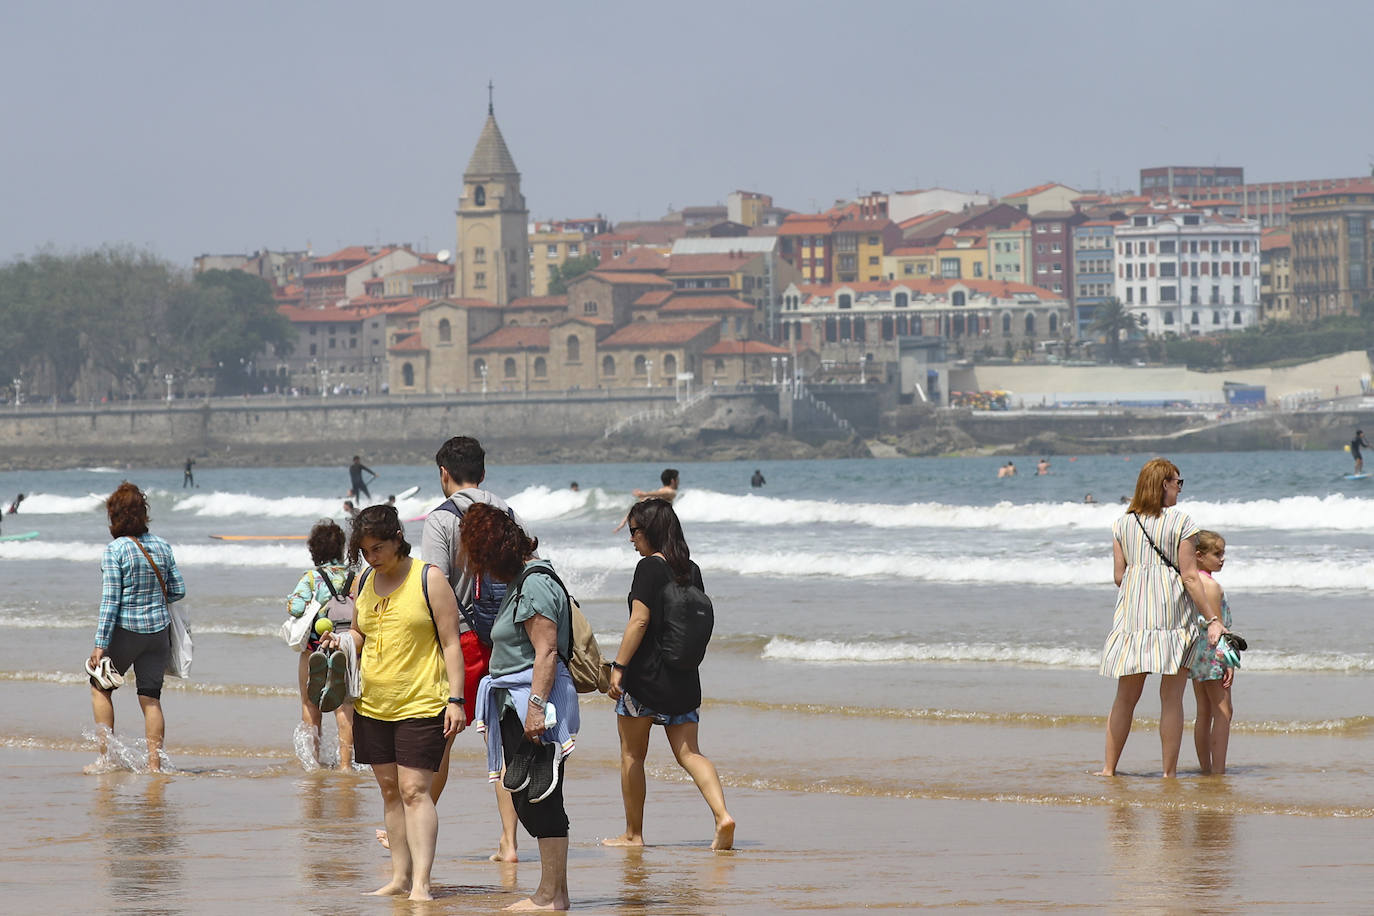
{"left": 1344, "top": 473, "right": 1369, "bottom": 480}
{"left": 0, "top": 531, "right": 38, "bottom": 542}
{"left": 209, "top": 534, "right": 308, "bottom": 541}
{"left": 395, "top": 485, "right": 420, "bottom": 500}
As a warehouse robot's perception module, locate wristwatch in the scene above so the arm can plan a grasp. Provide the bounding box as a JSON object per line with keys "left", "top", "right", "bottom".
{"left": 610, "top": 661, "right": 627, "bottom": 671}
{"left": 447, "top": 696, "right": 465, "bottom": 706}
{"left": 528, "top": 693, "right": 547, "bottom": 710}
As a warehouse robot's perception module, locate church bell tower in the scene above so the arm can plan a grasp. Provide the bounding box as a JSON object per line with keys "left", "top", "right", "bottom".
{"left": 455, "top": 88, "right": 529, "bottom": 306}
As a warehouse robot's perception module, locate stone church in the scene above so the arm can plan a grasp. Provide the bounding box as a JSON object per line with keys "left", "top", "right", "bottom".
{"left": 385, "top": 105, "right": 789, "bottom": 395}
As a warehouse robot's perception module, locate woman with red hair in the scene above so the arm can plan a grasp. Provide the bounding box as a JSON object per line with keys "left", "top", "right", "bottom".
{"left": 85, "top": 482, "right": 186, "bottom": 773}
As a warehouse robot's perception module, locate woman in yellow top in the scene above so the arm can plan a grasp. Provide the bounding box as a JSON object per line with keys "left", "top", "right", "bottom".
{"left": 323, "top": 505, "right": 465, "bottom": 902}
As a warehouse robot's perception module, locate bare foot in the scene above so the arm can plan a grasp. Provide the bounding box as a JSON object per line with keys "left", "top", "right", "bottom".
{"left": 489, "top": 833, "right": 519, "bottom": 862}
{"left": 1092, "top": 769, "right": 1116, "bottom": 776}
{"left": 504, "top": 895, "right": 568, "bottom": 911}
{"left": 601, "top": 833, "right": 644, "bottom": 847}
{"left": 711, "top": 815, "right": 735, "bottom": 851}
{"left": 366, "top": 880, "right": 409, "bottom": 897}
{"left": 83, "top": 756, "right": 115, "bottom": 775}
{"left": 408, "top": 886, "right": 434, "bottom": 902}
{"left": 375, "top": 828, "right": 391, "bottom": 850}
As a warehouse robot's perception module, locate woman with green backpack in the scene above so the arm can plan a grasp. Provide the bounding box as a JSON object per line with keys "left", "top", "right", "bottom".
{"left": 604, "top": 497, "right": 735, "bottom": 852}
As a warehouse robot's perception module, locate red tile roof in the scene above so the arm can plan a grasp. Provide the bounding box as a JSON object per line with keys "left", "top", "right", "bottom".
{"left": 388, "top": 332, "right": 427, "bottom": 353}
{"left": 633, "top": 290, "right": 674, "bottom": 307}
{"left": 507, "top": 295, "right": 569, "bottom": 309}
{"left": 599, "top": 320, "right": 716, "bottom": 347}
{"left": 703, "top": 339, "right": 790, "bottom": 356}
{"left": 585, "top": 271, "right": 673, "bottom": 287}
{"left": 393, "top": 261, "right": 455, "bottom": 276}
{"left": 890, "top": 245, "right": 938, "bottom": 257}
{"left": 1002, "top": 182, "right": 1074, "bottom": 199}
{"left": 667, "top": 252, "right": 762, "bottom": 274}
{"left": 470, "top": 326, "right": 551, "bottom": 351}
{"left": 594, "top": 250, "right": 670, "bottom": 272}
{"left": 1261, "top": 229, "right": 1292, "bottom": 251}
{"left": 778, "top": 213, "right": 843, "bottom": 235}
{"left": 315, "top": 246, "right": 373, "bottom": 264}
{"left": 278, "top": 305, "right": 374, "bottom": 323}
{"left": 660, "top": 294, "right": 756, "bottom": 313}
{"left": 1294, "top": 180, "right": 1374, "bottom": 200}
{"left": 898, "top": 210, "right": 952, "bottom": 230}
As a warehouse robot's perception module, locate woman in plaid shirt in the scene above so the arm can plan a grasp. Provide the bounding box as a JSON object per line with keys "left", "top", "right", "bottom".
{"left": 85, "top": 482, "right": 186, "bottom": 773}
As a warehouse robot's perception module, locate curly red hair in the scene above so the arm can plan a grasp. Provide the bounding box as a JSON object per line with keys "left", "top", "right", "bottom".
{"left": 460, "top": 503, "right": 538, "bottom": 583}
{"left": 107, "top": 481, "right": 150, "bottom": 538}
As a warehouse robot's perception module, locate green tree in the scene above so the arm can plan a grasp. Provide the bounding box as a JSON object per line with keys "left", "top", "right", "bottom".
{"left": 184, "top": 269, "right": 294, "bottom": 393}
{"left": 546, "top": 254, "right": 600, "bottom": 295}
{"left": 1088, "top": 298, "right": 1143, "bottom": 364}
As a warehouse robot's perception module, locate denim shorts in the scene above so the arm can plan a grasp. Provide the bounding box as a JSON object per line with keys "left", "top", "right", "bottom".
{"left": 615, "top": 689, "right": 700, "bottom": 726}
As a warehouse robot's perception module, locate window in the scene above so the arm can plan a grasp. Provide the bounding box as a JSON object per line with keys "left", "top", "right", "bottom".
{"left": 546, "top": 244, "right": 558, "bottom": 258}
{"left": 664, "top": 354, "right": 677, "bottom": 376}
{"left": 1212, "top": 310, "right": 1221, "bottom": 325}
{"left": 1160, "top": 240, "right": 1176, "bottom": 254}
{"left": 1002, "top": 313, "right": 1012, "bottom": 334}
{"left": 1024, "top": 313, "right": 1036, "bottom": 336}
{"left": 882, "top": 316, "right": 894, "bottom": 340}
{"left": 903, "top": 263, "right": 915, "bottom": 276}
{"left": 1125, "top": 287, "right": 1133, "bottom": 304}
{"left": 941, "top": 258, "right": 960, "bottom": 278}
{"left": 474, "top": 246, "right": 486, "bottom": 263}
{"left": 329, "top": 338, "right": 336, "bottom": 349}
{"left": 474, "top": 271, "right": 486, "bottom": 289}
{"left": 438, "top": 318, "right": 451, "bottom": 343}
{"left": 1233, "top": 285, "right": 1241, "bottom": 303}
{"left": 1037, "top": 243, "right": 1047, "bottom": 254}
{"left": 839, "top": 316, "right": 851, "bottom": 340}
{"left": 402, "top": 363, "right": 415, "bottom": 386}
{"left": 825, "top": 316, "right": 837, "bottom": 342}
{"left": 1160, "top": 263, "right": 1176, "bottom": 278}
{"left": 952, "top": 291, "right": 966, "bottom": 306}
{"left": 1051, "top": 243, "right": 1063, "bottom": 253}
{"left": 838, "top": 294, "right": 852, "bottom": 309}
{"left": 1191, "top": 311, "right": 1200, "bottom": 325}
{"left": 1140, "top": 287, "right": 1148, "bottom": 305}
{"left": 868, "top": 255, "right": 879, "bottom": 266}
{"left": 309, "top": 343, "right": 317, "bottom": 356}
{"left": 503, "top": 357, "right": 517, "bottom": 378}
{"left": 895, "top": 292, "right": 909, "bottom": 308}
{"left": 473, "top": 358, "right": 486, "bottom": 376}
{"left": 1233, "top": 310, "right": 1243, "bottom": 324}
{"left": 568, "top": 244, "right": 580, "bottom": 257}
{"left": 583, "top": 301, "right": 597, "bottom": 315}
{"left": 533, "top": 357, "right": 547, "bottom": 378}
{"left": 1049, "top": 314, "right": 1058, "bottom": 333}
{"left": 602, "top": 355, "right": 615, "bottom": 376}
{"left": 1163, "top": 311, "right": 1174, "bottom": 325}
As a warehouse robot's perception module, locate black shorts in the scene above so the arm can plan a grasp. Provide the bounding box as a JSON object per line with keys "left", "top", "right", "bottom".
{"left": 500, "top": 710, "right": 569, "bottom": 838}
{"left": 95, "top": 625, "right": 170, "bottom": 699}
{"left": 353, "top": 711, "right": 446, "bottom": 771}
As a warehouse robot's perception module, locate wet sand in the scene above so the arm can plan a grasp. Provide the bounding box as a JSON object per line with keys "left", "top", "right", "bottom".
{"left": 6, "top": 744, "right": 1374, "bottom": 913}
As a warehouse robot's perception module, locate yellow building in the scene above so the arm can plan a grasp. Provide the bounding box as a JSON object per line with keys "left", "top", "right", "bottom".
{"left": 933, "top": 231, "right": 991, "bottom": 280}
{"left": 883, "top": 245, "right": 937, "bottom": 281}
{"left": 528, "top": 229, "right": 587, "bottom": 296}
{"left": 1260, "top": 228, "right": 1292, "bottom": 322}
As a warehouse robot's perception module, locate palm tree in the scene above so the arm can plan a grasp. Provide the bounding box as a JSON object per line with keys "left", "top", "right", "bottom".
{"left": 1089, "top": 298, "right": 1142, "bottom": 364}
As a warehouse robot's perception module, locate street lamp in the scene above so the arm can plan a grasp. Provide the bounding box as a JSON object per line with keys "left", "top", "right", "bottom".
{"left": 320, "top": 368, "right": 330, "bottom": 398}
{"left": 164, "top": 373, "right": 174, "bottom": 402}
{"left": 770, "top": 356, "right": 779, "bottom": 385}
{"left": 11, "top": 377, "right": 19, "bottom": 408}
{"left": 781, "top": 355, "right": 790, "bottom": 389}
{"left": 480, "top": 364, "right": 488, "bottom": 396}
{"left": 645, "top": 358, "right": 654, "bottom": 389}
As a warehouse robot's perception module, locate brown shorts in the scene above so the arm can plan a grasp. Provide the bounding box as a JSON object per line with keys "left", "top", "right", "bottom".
{"left": 352, "top": 711, "right": 447, "bottom": 771}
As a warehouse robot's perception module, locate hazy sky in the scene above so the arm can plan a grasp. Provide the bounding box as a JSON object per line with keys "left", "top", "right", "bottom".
{"left": 5, "top": 0, "right": 1372, "bottom": 266}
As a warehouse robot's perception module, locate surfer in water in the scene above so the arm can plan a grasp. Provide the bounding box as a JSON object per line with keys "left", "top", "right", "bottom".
{"left": 1352, "top": 430, "right": 1370, "bottom": 474}
{"left": 349, "top": 456, "right": 378, "bottom": 501}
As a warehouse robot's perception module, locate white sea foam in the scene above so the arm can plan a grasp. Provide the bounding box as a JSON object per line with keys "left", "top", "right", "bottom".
{"left": 761, "top": 637, "right": 1374, "bottom": 673}
{"left": 507, "top": 485, "right": 625, "bottom": 521}
{"left": 10, "top": 492, "right": 107, "bottom": 514}
{"left": 666, "top": 490, "right": 1374, "bottom": 533}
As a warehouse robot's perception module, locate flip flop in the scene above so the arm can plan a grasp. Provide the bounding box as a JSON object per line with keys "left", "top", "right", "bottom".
{"left": 84, "top": 657, "right": 125, "bottom": 690}
{"left": 307, "top": 651, "right": 329, "bottom": 706}
{"left": 319, "top": 650, "right": 348, "bottom": 712}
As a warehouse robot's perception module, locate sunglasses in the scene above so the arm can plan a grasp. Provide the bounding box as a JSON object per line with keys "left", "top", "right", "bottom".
{"left": 1169, "top": 478, "right": 1185, "bottom": 487}
{"left": 628, "top": 527, "right": 642, "bottom": 536}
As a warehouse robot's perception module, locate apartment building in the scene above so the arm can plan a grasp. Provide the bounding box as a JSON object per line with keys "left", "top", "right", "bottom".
{"left": 1290, "top": 181, "right": 1374, "bottom": 320}
{"left": 1072, "top": 221, "right": 1118, "bottom": 335}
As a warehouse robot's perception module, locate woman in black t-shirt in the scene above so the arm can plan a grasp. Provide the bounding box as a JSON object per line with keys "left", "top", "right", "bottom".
{"left": 604, "top": 498, "right": 735, "bottom": 851}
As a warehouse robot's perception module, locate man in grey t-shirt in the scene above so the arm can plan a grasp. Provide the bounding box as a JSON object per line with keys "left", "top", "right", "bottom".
{"left": 420, "top": 435, "right": 530, "bottom": 863}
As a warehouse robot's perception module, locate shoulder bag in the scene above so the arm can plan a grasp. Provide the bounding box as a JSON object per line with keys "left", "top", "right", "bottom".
{"left": 1132, "top": 513, "right": 1180, "bottom": 574}
{"left": 129, "top": 536, "right": 193, "bottom": 678}
{"left": 280, "top": 568, "right": 325, "bottom": 651}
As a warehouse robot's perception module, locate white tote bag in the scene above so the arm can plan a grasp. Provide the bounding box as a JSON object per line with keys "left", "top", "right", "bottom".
{"left": 166, "top": 603, "right": 194, "bottom": 678}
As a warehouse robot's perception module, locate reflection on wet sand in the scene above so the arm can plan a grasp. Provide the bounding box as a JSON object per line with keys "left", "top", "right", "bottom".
{"left": 601, "top": 842, "right": 737, "bottom": 915}
{"left": 298, "top": 773, "right": 364, "bottom": 892}
{"left": 1107, "top": 783, "right": 1236, "bottom": 911}
{"left": 97, "top": 774, "right": 185, "bottom": 907}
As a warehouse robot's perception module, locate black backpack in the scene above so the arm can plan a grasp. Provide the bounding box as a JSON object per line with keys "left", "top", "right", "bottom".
{"left": 431, "top": 494, "right": 515, "bottom": 646}
{"left": 654, "top": 556, "right": 714, "bottom": 670}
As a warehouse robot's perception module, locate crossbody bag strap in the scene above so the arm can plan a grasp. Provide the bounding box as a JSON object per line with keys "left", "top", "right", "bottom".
{"left": 1132, "top": 513, "right": 1180, "bottom": 574}
{"left": 512, "top": 564, "right": 574, "bottom": 664}
{"left": 127, "top": 536, "right": 168, "bottom": 599}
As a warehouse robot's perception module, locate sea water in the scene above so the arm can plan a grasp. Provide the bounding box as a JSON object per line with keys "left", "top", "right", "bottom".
{"left": 5, "top": 451, "right": 1374, "bottom": 907}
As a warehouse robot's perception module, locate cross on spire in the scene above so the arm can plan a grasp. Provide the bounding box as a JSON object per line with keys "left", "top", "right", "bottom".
{"left": 487, "top": 80, "right": 494, "bottom": 116}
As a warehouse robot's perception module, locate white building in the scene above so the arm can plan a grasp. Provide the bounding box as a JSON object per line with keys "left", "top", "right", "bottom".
{"left": 1113, "top": 209, "right": 1261, "bottom": 336}
{"left": 887, "top": 188, "right": 995, "bottom": 225}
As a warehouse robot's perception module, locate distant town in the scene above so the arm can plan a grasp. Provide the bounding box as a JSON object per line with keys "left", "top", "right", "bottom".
{"left": 180, "top": 108, "right": 1374, "bottom": 408}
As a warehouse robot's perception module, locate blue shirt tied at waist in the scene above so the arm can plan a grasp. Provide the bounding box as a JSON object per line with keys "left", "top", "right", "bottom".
{"left": 473, "top": 665, "right": 580, "bottom": 782}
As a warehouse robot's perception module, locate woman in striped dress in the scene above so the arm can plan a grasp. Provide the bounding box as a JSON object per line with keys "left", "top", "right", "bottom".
{"left": 1097, "top": 458, "right": 1222, "bottom": 778}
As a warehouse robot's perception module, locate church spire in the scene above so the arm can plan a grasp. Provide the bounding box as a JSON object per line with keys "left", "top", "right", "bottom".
{"left": 487, "top": 79, "right": 494, "bottom": 116}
